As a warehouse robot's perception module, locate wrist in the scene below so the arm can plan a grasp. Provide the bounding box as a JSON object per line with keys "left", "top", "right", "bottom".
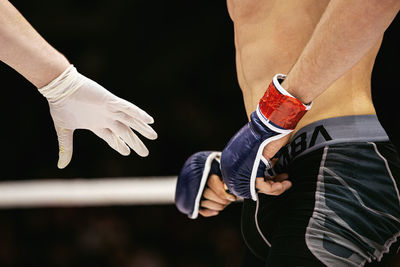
{"left": 257, "top": 74, "right": 312, "bottom": 130}
{"left": 33, "top": 54, "right": 71, "bottom": 88}
{"left": 279, "top": 76, "right": 313, "bottom": 105}
{"left": 38, "top": 64, "right": 83, "bottom": 103}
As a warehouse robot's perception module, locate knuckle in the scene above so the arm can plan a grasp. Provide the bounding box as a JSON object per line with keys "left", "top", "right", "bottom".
{"left": 207, "top": 175, "right": 221, "bottom": 188}
{"left": 202, "top": 188, "right": 211, "bottom": 198}
{"left": 215, "top": 183, "right": 227, "bottom": 194}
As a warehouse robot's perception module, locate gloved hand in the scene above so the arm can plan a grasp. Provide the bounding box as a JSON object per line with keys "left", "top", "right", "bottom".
{"left": 220, "top": 74, "right": 311, "bottom": 200}
{"left": 175, "top": 151, "right": 235, "bottom": 219}
{"left": 39, "top": 65, "right": 157, "bottom": 169}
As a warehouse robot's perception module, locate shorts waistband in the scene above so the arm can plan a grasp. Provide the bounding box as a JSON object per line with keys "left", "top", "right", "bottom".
{"left": 277, "top": 115, "right": 389, "bottom": 163}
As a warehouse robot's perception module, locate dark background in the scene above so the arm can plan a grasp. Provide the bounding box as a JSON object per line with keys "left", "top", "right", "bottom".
{"left": 0, "top": 1, "right": 398, "bottom": 266}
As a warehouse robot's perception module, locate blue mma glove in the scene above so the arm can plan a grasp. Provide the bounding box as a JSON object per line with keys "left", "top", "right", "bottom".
{"left": 175, "top": 151, "right": 221, "bottom": 219}
{"left": 221, "top": 74, "right": 311, "bottom": 200}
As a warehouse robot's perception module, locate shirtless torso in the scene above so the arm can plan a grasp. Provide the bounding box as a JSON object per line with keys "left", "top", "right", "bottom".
{"left": 224, "top": 1, "right": 400, "bottom": 266}
{"left": 226, "top": 0, "right": 379, "bottom": 137}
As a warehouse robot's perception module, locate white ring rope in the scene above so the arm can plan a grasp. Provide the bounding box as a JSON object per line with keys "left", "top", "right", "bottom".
{"left": 0, "top": 176, "right": 178, "bottom": 208}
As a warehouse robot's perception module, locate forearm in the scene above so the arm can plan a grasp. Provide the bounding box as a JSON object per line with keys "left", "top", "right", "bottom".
{"left": 0, "top": 0, "right": 70, "bottom": 88}
{"left": 281, "top": 0, "right": 400, "bottom": 104}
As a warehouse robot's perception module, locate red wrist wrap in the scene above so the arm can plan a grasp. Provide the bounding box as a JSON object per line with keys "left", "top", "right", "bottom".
{"left": 259, "top": 80, "right": 308, "bottom": 130}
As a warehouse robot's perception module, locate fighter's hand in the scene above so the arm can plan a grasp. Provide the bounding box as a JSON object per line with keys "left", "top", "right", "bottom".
{"left": 199, "top": 174, "right": 237, "bottom": 217}
{"left": 262, "top": 134, "right": 290, "bottom": 161}
{"left": 39, "top": 65, "right": 157, "bottom": 169}
{"left": 255, "top": 158, "right": 292, "bottom": 196}
{"left": 220, "top": 74, "right": 311, "bottom": 200}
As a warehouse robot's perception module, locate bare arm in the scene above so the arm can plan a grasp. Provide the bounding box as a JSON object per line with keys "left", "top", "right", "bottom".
{"left": 0, "top": 0, "right": 157, "bottom": 168}
{"left": 0, "top": 0, "right": 70, "bottom": 88}
{"left": 281, "top": 0, "right": 400, "bottom": 104}
{"left": 258, "top": 0, "right": 399, "bottom": 193}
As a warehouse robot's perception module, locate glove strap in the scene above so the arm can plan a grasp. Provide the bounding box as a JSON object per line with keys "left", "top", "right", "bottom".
{"left": 258, "top": 74, "right": 312, "bottom": 130}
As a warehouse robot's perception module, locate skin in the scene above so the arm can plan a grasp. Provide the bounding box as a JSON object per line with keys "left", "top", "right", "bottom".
{"left": 0, "top": 0, "right": 70, "bottom": 88}
{"left": 1, "top": 0, "right": 398, "bottom": 227}
{"left": 0, "top": 1, "right": 158, "bottom": 169}
{"left": 200, "top": 0, "right": 399, "bottom": 216}
{"left": 199, "top": 174, "right": 236, "bottom": 217}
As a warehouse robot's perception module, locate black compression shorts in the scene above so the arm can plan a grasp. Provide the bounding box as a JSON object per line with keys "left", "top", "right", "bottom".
{"left": 241, "top": 115, "right": 400, "bottom": 266}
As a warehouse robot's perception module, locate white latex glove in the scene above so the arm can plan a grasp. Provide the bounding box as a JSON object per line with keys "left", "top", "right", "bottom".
{"left": 39, "top": 65, "right": 157, "bottom": 169}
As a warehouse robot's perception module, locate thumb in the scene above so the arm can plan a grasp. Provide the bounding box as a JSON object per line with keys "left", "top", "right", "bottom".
{"left": 262, "top": 135, "right": 290, "bottom": 160}
{"left": 55, "top": 127, "right": 74, "bottom": 169}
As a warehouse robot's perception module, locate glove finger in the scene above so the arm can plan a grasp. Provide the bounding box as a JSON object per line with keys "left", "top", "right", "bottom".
{"left": 210, "top": 159, "right": 222, "bottom": 177}
{"left": 93, "top": 128, "right": 130, "bottom": 156}
{"left": 257, "top": 160, "right": 267, "bottom": 177}
{"left": 110, "top": 121, "right": 149, "bottom": 157}
{"left": 116, "top": 113, "right": 157, "bottom": 140}
{"left": 55, "top": 127, "right": 74, "bottom": 169}
{"left": 114, "top": 98, "right": 155, "bottom": 124}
